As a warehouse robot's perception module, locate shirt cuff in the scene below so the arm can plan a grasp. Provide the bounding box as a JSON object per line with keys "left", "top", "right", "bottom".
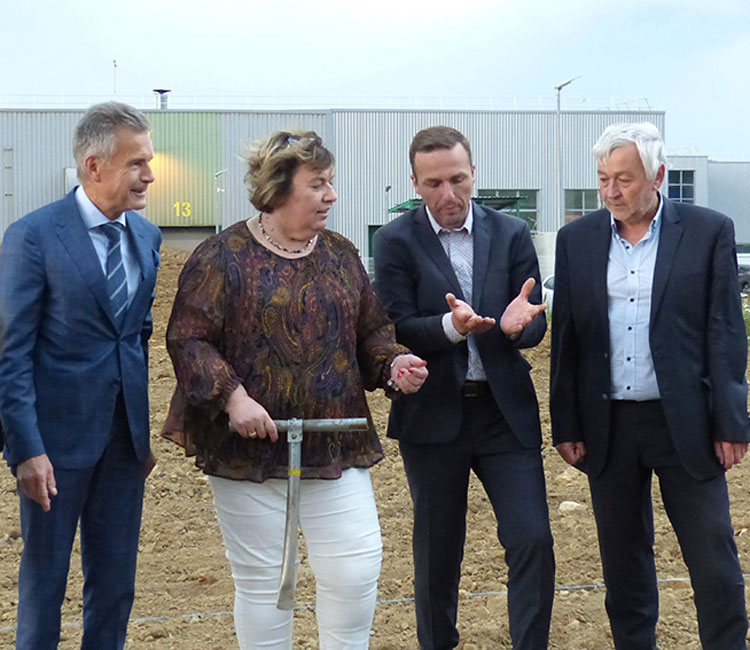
{"left": 442, "top": 312, "right": 468, "bottom": 344}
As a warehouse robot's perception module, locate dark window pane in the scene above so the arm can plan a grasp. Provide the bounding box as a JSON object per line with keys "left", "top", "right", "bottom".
{"left": 668, "top": 186, "right": 680, "bottom": 199}
{"left": 683, "top": 170, "right": 694, "bottom": 183}
{"left": 683, "top": 186, "right": 694, "bottom": 199}
{"left": 520, "top": 211, "right": 537, "bottom": 230}
{"left": 584, "top": 190, "right": 598, "bottom": 208}
{"left": 565, "top": 191, "right": 582, "bottom": 210}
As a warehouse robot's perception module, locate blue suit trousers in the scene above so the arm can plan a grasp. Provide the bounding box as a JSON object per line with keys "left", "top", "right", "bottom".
{"left": 16, "top": 398, "right": 145, "bottom": 650}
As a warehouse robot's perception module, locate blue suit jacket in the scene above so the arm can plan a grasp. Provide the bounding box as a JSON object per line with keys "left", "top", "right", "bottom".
{"left": 550, "top": 198, "right": 750, "bottom": 479}
{"left": 0, "top": 190, "right": 162, "bottom": 469}
{"left": 373, "top": 203, "right": 546, "bottom": 448}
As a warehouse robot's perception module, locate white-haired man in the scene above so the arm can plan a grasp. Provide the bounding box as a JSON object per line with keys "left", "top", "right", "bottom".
{"left": 551, "top": 122, "right": 749, "bottom": 649}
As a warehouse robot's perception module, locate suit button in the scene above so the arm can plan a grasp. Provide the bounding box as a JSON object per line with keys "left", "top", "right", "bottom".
{"left": 603, "top": 352, "right": 608, "bottom": 359}
{"left": 601, "top": 393, "right": 609, "bottom": 399}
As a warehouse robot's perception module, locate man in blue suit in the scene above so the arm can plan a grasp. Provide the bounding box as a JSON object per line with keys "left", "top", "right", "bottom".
{"left": 551, "top": 123, "right": 749, "bottom": 649}
{"left": 0, "top": 102, "right": 161, "bottom": 649}
{"left": 373, "top": 126, "right": 554, "bottom": 649}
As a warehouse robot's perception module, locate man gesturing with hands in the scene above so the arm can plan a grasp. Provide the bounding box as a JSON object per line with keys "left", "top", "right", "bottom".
{"left": 374, "top": 126, "right": 554, "bottom": 650}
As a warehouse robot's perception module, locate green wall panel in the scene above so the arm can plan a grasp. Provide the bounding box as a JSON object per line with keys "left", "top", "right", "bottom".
{"left": 147, "top": 112, "right": 221, "bottom": 227}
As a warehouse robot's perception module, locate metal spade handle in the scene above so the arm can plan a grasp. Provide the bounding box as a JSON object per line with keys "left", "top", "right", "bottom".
{"left": 274, "top": 417, "right": 369, "bottom": 610}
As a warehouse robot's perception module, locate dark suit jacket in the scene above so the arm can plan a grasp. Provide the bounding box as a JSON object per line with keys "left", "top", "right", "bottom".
{"left": 373, "top": 202, "right": 546, "bottom": 448}
{"left": 0, "top": 190, "right": 162, "bottom": 469}
{"left": 550, "top": 198, "right": 750, "bottom": 480}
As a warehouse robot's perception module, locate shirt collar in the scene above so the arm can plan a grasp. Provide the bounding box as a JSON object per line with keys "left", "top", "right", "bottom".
{"left": 425, "top": 202, "right": 474, "bottom": 235}
{"left": 609, "top": 191, "right": 663, "bottom": 240}
{"left": 75, "top": 185, "right": 128, "bottom": 230}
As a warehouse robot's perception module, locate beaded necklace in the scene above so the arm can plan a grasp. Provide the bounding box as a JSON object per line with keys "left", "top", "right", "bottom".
{"left": 258, "top": 213, "right": 315, "bottom": 254}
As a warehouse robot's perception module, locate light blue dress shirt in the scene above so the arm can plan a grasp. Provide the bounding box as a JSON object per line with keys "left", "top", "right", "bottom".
{"left": 607, "top": 194, "right": 664, "bottom": 400}
{"left": 426, "top": 204, "right": 487, "bottom": 381}
{"left": 75, "top": 185, "right": 140, "bottom": 304}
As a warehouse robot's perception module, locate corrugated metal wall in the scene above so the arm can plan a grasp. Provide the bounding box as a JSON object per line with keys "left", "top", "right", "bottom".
{"left": 332, "top": 110, "right": 558, "bottom": 255}
{"left": 707, "top": 161, "right": 750, "bottom": 243}
{"left": 332, "top": 110, "right": 665, "bottom": 253}
{"left": 146, "top": 112, "right": 221, "bottom": 227}
{"left": 0, "top": 110, "right": 83, "bottom": 234}
{"left": 1, "top": 108, "right": 666, "bottom": 248}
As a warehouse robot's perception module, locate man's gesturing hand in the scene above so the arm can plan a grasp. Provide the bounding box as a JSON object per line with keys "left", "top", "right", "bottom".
{"left": 446, "top": 293, "right": 496, "bottom": 335}
{"left": 500, "top": 278, "right": 546, "bottom": 337}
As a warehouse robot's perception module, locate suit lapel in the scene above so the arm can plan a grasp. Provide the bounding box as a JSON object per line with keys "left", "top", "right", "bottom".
{"left": 472, "top": 203, "right": 490, "bottom": 309}
{"left": 583, "top": 211, "right": 612, "bottom": 328}
{"left": 650, "top": 198, "right": 683, "bottom": 327}
{"left": 412, "top": 207, "right": 464, "bottom": 298}
{"left": 54, "top": 193, "right": 119, "bottom": 327}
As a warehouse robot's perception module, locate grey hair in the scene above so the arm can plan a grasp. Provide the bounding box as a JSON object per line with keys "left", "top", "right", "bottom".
{"left": 73, "top": 102, "right": 150, "bottom": 180}
{"left": 591, "top": 122, "right": 667, "bottom": 180}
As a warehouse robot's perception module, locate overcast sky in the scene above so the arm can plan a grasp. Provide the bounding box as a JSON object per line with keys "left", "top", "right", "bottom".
{"left": 2, "top": 0, "right": 748, "bottom": 156}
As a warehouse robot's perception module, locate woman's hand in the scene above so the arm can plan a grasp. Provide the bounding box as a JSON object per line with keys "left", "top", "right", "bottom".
{"left": 225, "top": 385, "right": 278, "bottom": 442}
{"left": 391, "top": 354, "right": 428, "bottom": 394}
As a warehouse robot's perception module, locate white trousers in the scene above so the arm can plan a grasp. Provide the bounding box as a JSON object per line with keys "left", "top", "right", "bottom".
{"left": 209, "top": 469, "right": 382, "bottom": 650}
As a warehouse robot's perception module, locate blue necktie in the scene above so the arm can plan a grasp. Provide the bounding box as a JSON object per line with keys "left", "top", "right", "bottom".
{"left": 100, "top": 222, "right": 128, "bottom": 325}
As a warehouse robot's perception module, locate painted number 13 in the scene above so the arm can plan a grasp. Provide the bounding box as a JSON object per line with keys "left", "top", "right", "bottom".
{"left": 172, "top": 201, "right": 192, "bottom": 217}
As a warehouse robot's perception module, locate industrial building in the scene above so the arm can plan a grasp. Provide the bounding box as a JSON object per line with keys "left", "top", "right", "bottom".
{"left": 2, "top": 107, "right": 748, "bottom": 277}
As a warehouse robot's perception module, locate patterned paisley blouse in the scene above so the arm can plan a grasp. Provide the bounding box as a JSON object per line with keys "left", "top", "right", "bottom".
{"left": 161, "top": 220, "right": 408, "bottom": 482}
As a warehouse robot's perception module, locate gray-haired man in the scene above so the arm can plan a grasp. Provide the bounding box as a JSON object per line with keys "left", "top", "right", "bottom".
{"left": 0, "top": 102, "right": 161, "bottom": 649}
{"left": 551, "top": 122, "right": 749, "bottom": 649}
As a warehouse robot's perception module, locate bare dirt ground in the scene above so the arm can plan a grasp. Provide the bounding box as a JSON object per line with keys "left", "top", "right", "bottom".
{"left": 1, "top": 246, "right": 749, "bottom": 649}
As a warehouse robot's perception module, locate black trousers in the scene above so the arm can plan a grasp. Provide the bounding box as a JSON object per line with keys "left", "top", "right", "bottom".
{"left": 400, "top": 390, "right": 555, "bottom": 650}
{"left": 589, "top": 400, "right": 749, "bottom": 650}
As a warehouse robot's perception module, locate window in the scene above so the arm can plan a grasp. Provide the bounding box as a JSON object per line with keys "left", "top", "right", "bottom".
{"left": 667, "top": 170, "right": 694, "bottom": 204}
{"left": 366, "top": 225, "right": 381, "bottom": 275}
{"left": 477, "top": 189, "right": 538, "bottom": 231}
{"left": 565, "top": 189, "right": 600, "bottom": 222}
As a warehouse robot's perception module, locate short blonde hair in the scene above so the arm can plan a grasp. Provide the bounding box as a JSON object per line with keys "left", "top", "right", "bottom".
{"left": 245, "top": 130, "right": 334, "bottom": 213}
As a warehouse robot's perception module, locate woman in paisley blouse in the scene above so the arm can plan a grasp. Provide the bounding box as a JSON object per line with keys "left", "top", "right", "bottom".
{"left": 162, "top": 130, "right": 427, "bottom": 650}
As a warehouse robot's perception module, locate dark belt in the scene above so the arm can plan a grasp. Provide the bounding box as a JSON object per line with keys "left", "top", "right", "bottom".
{"left": 461, "top": 381, "right": 489, "bottom": 398}
{"left": 611, "top": 398, "right": 661, "bottom": 406}
{"left": 610, "top": 399, "right": 662, "bottom": 414}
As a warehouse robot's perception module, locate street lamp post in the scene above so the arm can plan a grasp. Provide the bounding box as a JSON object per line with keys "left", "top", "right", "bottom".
{"left": 555, "top": 76, "right": 581, "bottom": 230}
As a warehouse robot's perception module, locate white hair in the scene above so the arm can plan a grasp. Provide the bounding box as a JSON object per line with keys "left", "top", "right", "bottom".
{"left": 592, "top": 122, "right": 667, "bottom": 180}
